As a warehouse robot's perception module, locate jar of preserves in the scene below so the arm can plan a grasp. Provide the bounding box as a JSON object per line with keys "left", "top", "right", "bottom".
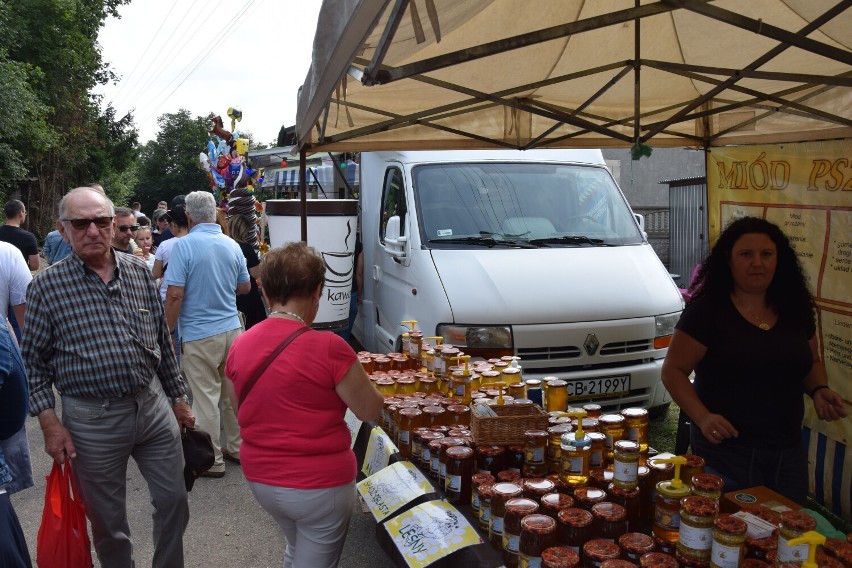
{"left": 471, "top": 472, "right": 495, "bottom": 514}
{"left": 396, "top": 407, "right": 423, "bottom": 458}
{"left": 676, "top": 495, "right": 718, "bottom": 565}
{"left": 417, "top": 430, "right": 443, "bottom": 468}
{"left": 709, "top": 514, "right": 747, "bottom": 568}
{"left": 446, "top": 404, "right": 471, "bottom": 427}
{"left": 520, "top": 514, "right": 557, "bottom": 568}
{"left": 507, "top": 445, "right": 526, "bottom": 473}
{"left": 621, "top": 407, "right": 649, "bottom": 453}
{"left": 478, "top": 483, "right": 495, "bottom": 531}
{"left": 744, "top": 531, "right": 777, "bottom": 564}
{"left": 591, "top": 502, "right": 628, "bottom": 542}
{"left": 502, "top": 367, "right": 522, "bottom": 397}
{"left": 476, "top": 445, "right": 506, "bottom": 477}
{"left": 540, "top": 492, "right": 575, "bottom": 519}
{"left": 411, "top": 427, "right": 431, "bottom": 464}
{"left": 589, "top": 468, "right": 614, "bottom": 490}
{"left": 546, "top": 379, "right": 569, "bottom": 412}
{"left": 375, "top": 378, "right": 396, "bottom": 396}
{"left": 408, "top": 330, "right": 423, "bottom": 363}
{"left": 598, "top": 414, "right": 626, "bottom": 463}
{"left": 691, "top": 473, "right": 724, "bottom": 503}
{"left": 503, "top": 498, "right": 540, "bottom": 567}
{"left": 776, "top": 510, "right": 817, "bottom": 564}
{"left": 740, "top": 560, "right": 770, "bottom": 568}
{"left": 438, "top": 437, "right": 467, "bottom": 484}
{"left": 619, "top": 532, "right": 656, "bottom": 564}
{"left": 444, "top": 445, "right": 474, "bottom": 504}
{"left": 373, "top": 356, "right": 392, "bottom": 372}
{"left": 558, "top": 507, "right": 594, "bottom": 553}
{"left": 427, "top": 438, "right": 443, "bottom": 478}
{"left": 587, "top": 432, "right": 607, "bottom": 469}
{"left": 573, "top": 486, "right": 608, "bottom": 511}
{"left": 525, "top": 429, "right": 550, "bottom": 477}
{"left": 548, "top": 424, "right": 573, "bottom": 474}
{"left": 607, "top": 483, "right": 641, "bottom": 533}
{"left": 418, "top": 376, "right": 438, "bottom": 394}
{"left": 542, "top": 546, "right": 581, "bottom": 568}
{"left": 583, "top": 538, "right": 621, "bottom": 567}
{"left": 612, "top": 440, "right": 640, "bottom": 490}
{"left": 524, "top": 478, "right": 557, "bottom": 502}
{"left": 491, "top": 482, "right": 524, "bottom": 549}
{"left": 499, "top": 470, "right": 523, "bottom": 484}
{"left": 639, "top": 552, "right": 679, "bottom": 568}
{"left": 450, "top": 369, "right": 473, "bottom": 404}
{"left": 681, "top": 455, "right": 705, "bottom": 489}
{"left": 421, "top": 404, "right": 447, "bottom": 428}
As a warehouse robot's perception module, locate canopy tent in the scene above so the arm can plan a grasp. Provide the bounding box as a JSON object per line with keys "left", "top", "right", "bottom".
{"left": 295, "top": 0, "right": 852, "bottom": 152}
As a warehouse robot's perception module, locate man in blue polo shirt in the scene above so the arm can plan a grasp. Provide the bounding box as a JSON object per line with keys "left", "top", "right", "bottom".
{"left": 164, "top": 191, "right": 250, "bottom": 477}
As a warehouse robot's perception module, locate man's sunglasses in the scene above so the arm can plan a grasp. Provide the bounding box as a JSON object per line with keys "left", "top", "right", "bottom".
{"left": 117, "top": 224, "right": 141, "bottom": 232}
{"left": 62, "top": 217, "right": 114, "bottom": 230}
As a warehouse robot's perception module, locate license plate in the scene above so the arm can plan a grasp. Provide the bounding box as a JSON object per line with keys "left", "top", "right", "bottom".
{"left": 566, "top": 375, "right": 630, "bottom": 400}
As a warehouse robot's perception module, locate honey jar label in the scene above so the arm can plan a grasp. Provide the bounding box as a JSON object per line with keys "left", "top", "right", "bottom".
{"left": 563, "top": 455, "right": 585, "bottom": 474}
{"left": 614, "top": 460, "right": 639, "bottom": 482}
{"left": 525, "top": 448, "right": 545, "bottom": 464}
{"left": 491, "top": 516, "right": 504, "bottom": 534}
{"left": 628, "top": 427, "right": 640, "bottom": 441}
{"left": 654, "top": 507, "right": 681, "bottom": 530}
{"left": 503, "top": 532, "right": 520, "bottom": 553}
{"left": 776, "top": 537, "right": 808, "bottom": 562}
{"left": 518, "top": 553, "right": 542, "bottom": 568}
{"left": 480, "top": 506, "right": 492, "bottom": 524}
{"left": 678, "top": 523, "right": 713, "bottom": 550}
{"left": 710, "top": 541, "right": 741, "bottom": 568}
{"left": 447, "top": 474, "right": 461, "bottom": 492}
{"left": 399, "top": 430, "right": 410, "bottom": 445}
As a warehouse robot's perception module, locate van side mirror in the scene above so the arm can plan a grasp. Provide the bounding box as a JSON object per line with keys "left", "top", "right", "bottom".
{"left": 634, "top": 213, "right": 648, "bottom": 240}
{"left": 384, "top": 215, "right": 408, "bottom": 258}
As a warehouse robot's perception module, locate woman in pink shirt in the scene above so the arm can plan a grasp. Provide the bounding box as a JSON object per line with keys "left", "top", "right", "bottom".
{"left": 225, "top": 242, "right": 382, "bottom": 568}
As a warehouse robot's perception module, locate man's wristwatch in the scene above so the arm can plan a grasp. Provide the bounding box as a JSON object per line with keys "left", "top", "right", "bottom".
{"left": 172, "top": 394, "right": 190, "bottom": 406}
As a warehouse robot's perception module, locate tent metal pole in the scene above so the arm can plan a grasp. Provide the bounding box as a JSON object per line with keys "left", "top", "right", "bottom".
{"left": 300, "top": 149, "right": 307, "bottom": 242}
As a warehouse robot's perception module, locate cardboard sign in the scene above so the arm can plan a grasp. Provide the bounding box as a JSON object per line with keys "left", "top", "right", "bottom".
{"left": 361, "top": 426, "right": 398, "bottom": 477}
{"left": 344, "top": 409, "right": 362, "bottom": 448}
{"left": 356, "top": 461, "right": 434, "bottom": 522}
{"left": 383, "top": 500, "right": 482, "bottom": 568}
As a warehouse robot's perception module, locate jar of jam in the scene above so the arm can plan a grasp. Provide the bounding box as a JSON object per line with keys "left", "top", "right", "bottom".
{"left": 619, "top": 532, "right": 656, "bottom": 564}
{"left": 598, "top": 414, "right": 626, "bottom": 463}
{"left": 545, "top": 379, "right": 569, "bottom": 412}
{"left": 607, "top": 483, "right": 641, "bottom": 533}
{"left": 612, "top": 440, "right": 640, "bottom": 490}
{"left": 520, "top": 514, "right": 558, "bottom": 568}
{"left": 548, "top": 425, "right": 573, "bottom": 474}
{"left": 540, "top": 492, "right": 575, "bottom": 519}
{"left": 491, "top": 482, "right": 524, "bottom": 549}
{"left": 542, "top": 546, "right": 581, "bottom": 568}
{"left": 691, "top": 473, "right": 724, "bottom": 503}
{"left": 444, "top": 445, "right": 474, "bottom": 504}
{"left": 745, "top": 531, "right": 777, "bottom": 564}
{"left": 676, "top": 495, "right": 718, "bottom": 565}
{"left": 776, "top": 510, "right": 817, "bottom": 564}
{"left": 471, "top": 472, "right": 495, "bottom": 515}
{"left": 478, "top": 482, "right": 495, "bottom": 531}
{"left": 709, "top": 513, "right": 747, "bottom": 568}
{"left": 499, "top": 470, "right": 523, "bottom": 484}
{"left": 396, "top": 407, "right": 423, "bottom": 458}
{"left": 438, "top": 437, "right": 467, "bottom": 484}
{"left": 681, "top": 455, "right": 705, "bottom": 489}
{"left": 621, "top": 407, "right": 649, "bottom": 454}
{"left": 639, "top": 552, "right": 679, "bottom": 567}
{"left": 589, "top": 468, "right": 614, "bottom": 491}
{"left": 583, "top": 539, "right": 621, "bottom": 567}
{"left": 740, "top": 560, "right": 770, "bottom": 568}
{"left": 427, "top": 438, "right": 443, "bottom": 478}
{"left": 600, "top": 561, "right": 636, "bottom": 568}
{"left": 411, "top": 426, "right": 431, "bottom": 464}
{"left": 524, "top": 478, "right": 557, "bottom": 502}
{"left": 504, "top": 498, "right": 540, "bottom": 567}
{"left": 421, "top": 404, "right": 447, "bottom": 428}
{"left": 558, "top": 507, "right": 594, "bottom": 553}
{"left": 507, "top": 445, "right": 526, "bottom": 473}
{"left": 446, "top": 404, "right": 471, "bottom": 427}
{"left": 591, "top": 502, "right": 627, "bottom": 542}
{"left": 571, "top": 485, "right": 604, "bottom": 509}
{"left": 587, "top": 432, "right": 607, "bottom": 469}
{"left": 477, "top": 445, "right": 506, "bottom": 476}
{"left": 525, "top": 430, "right": 549, "bottom": 477}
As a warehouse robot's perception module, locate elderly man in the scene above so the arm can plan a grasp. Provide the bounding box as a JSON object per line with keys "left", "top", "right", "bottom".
{"left": 22, "top": 186, "right": 194, "bottom": 567}
{"left": 165, "top": 191, "right": 249, "bottom": 477}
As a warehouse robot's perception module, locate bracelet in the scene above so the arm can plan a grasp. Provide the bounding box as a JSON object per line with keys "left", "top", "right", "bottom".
{"left": 808, "top": 385, "right": 829, "bottom": 399}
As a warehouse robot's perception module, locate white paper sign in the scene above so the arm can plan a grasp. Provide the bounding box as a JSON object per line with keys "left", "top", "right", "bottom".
{"left": 356, "top": 461, "right": 434, "bottom": 522}
{"left": 362, "top": 426, "right": 398, "bottom": 477}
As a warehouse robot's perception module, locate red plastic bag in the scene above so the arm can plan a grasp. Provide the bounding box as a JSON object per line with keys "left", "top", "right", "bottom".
{"left": 36, "top": 461, "right": 93, "bottom": 568}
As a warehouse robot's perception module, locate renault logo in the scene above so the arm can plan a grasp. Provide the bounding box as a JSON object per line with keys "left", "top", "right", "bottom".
{"left": 584, "top": 334, "right": 600, "bottom": 356}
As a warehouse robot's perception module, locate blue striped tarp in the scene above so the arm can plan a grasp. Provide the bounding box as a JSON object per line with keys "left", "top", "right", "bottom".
{"left": 803, "top": 425, "right": 850, "bottom": 522}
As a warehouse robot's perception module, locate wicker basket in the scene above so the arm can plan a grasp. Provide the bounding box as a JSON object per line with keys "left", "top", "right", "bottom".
{"left": 470, "top": 403, "right": 550, "bottom": 446}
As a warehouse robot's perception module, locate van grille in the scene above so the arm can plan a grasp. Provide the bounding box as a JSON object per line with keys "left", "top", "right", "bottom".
{"left": 600, "top": 339, "right": 652, "bottom": 355}
{"left": 517, "top": 345, "right": 581, "bottom": 361}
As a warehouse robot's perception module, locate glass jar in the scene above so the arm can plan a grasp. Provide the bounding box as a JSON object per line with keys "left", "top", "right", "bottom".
{"left": 471, "top": 472, "right": 495, "bottom": 515}
{"left": 438, "top": 437, "right": 467, "bottom": 485}
{"left": 639, "top": 552, "right": 679, "bottom": 567}
{"left": 504, "top": 498, "right": 540, "bottom": 567}
{"left": 408, "top": 330, "right": 423, "bottom": 364}
{"left": 557, "top": 507, "right": 594, "bottom": 553}
{"left": 709, "top": 514, "right": 747, "bottom": 568}
{"left": 509, "top": 382, "right": 527, "bottom": 399}
{"left": 411, "top": 426, "right": 431, "bottom": 464}
{"left": 418, "top": 376, "right": 438, "bottom": 394}
{"left": 652, "top": 478, "right": 691, "bottom": 544}
{"left": 499, "top": 470, "right": 523, "bottom": 484}
{"left": 427, "top": 438, "right": 443, "bottom": 478}
{"left": 421, "top": 404, "right": 447, "bottom": 428}
{"left": 502, "top": 367, "right": 522, "bottom": 397}
{"left": 607, "top": 483, "right": 641, "bottom": 533}
{"left": 507, "top": 445, "right": 526, "bottom": 473}
{"left": 444, "top": 445, "right": 474, "bottom": 504}
{"left": 525, "top": 379, "right": 544, "bottom": 406}
{"left": 519, "top": 514, "right": 557, "bottom": 568}
{"left": 540, "top": 492, "right": 575, "bottom": 520}
{"left": 591, "top": 502, "right": 628, "bottom": 542}
{"left": 523, "top": 478, "right": 557, "bottom": 502}
{"left": 691, "top": 473, "right": 724, "bottom": 503}
{"left": 582, "top": 539, "right": 621, "bottom": 567}
{"left": 525, "top": 429, "right": 549, "bottom": 478}
{"left": 776, "top": 510, "right": 817, "bottom": 564}
{"left": 382, "top": 397, "right": 400, "bottom": 431}
{"left": 446, "top": 403, "right": 471, "bottom": 427}
{"left": 676, "top": 495, "right": 718, "bottom": 565}
{"left": 582, "top": 403, "right": 602, "bottom": 418}
{"left": 491, "top": 482, "right": 524, "bottom": 549}
{"left": 573, "top": 486, "right": 608, "bottom": 511}
{"left": 598, "top": 414, "right": 626, "bottom": 463}
{"left": 560, "top": 434, "right": 592, "bottom": 488}
{"left": 373, "top": 356, "right": 392, "bottom": 372}
{"left": 478, "top": 483, "right": 495, "bottom": 531}
{"left": 548, "top": 424, "right": 573, "bottom": 474}
{"left": 545, "top": 379, "right": 569, "bottom": 412}
{"left": 375, "top": 378, "right": 396, "bottom": 396}
{"left": 396, "top": 407, "right": 423, "bottom": 458}
{"left": 589, "top": 468, "right": 614, "bottom": 490}
{"left": 740, "top": 560, "right": 771, "bottom": 568}
{"left": 619, "top": 532, "right": 656, "bottom": 564}
{"left": 574, "top": 417, "right": 600, "bottom": 433}
{"left": 621, "top": 407, "right": 649, "bottom": 454}
{"left": 744, "top": 531, "right": 777, "bottom": 564}
{"left": 681, "top": 455, "right": 705, "bottom": 489}
{"left": 587, "top": 432, "right": 607, "bottom": 470}
{"left": 542, "top": 546, "right": 581, "bottom": 568}
{"left": 396, "top": 375, "right": 416, "bottom": 395}
{"left": 476, "top": 445, "right": 506, "bottom": 477}
{"left": 637, "top": 465, "right": 652, "bottom": 528}
{"left": 450, "top": 370, "right": 472, "bottom": 404}
{"left": 612, "top": 440, "right": 640, "bottom": 490}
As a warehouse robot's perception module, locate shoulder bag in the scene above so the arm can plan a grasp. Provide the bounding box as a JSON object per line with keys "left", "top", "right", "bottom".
{"left": 237, "top": 325, "right": 309, "bottom": 406}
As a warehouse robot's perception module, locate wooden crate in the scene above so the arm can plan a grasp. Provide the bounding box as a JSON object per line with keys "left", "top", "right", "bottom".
{"left": 470, "top": 403, "right": 549, "bottom": 446}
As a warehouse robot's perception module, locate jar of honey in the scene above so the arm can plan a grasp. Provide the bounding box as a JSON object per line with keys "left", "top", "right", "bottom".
{"left": 407, "top": 330, "right": 423, "bottom": 363}
{"left": 652, "top": 471, "right": 691, "bottom": 544}
{"left": 421, "top": 404, "right": 447, "bottom": 428}
{"left": 560, "top": 432, "right": 592, "bottom": 488}
{"left": 411, "top": 426, "right": 431, "bottom": 464}
{"left": 607, "top": 483, "right": 641, "bottom": 533}
{"left": 542, "top": 546, "right": 581, "bottom": 568}
{"left": 676, "top": 495, "right": 718, "bottom": 565}
{"left": 546, "top": 379, "right": 569, "bottom": 412}
{"left": 375, "top": 378, "right": 396, "bottom": 396}
{"left": 582, "top": 539, "right": 621, "bottom": 567}
{"left": 446, "top": 404, "right": 471, "bottom": 427}
{"left": 598, "top": 414, "right": 626, "bottom": 463}
{"left": 504, "top": 498, "right": 540, "bottom": 567}
{"left": 691, "top": 473, "right": 724, "bottom": 503}
{"left": 477, "top": 445, "right": 506, "bottom": 477}
{"left": 418, "top": 376, "right": 438, "bottom": 394}
{"left": 471, "top": 472, "right": 495, "bottom": 515}
{"left": 612, "top": 440, "right": 640, "bottom": 490}
{"left": 427, "top": 438, "right": 443, "bottom": 478}
{"left": 519, "top": 514, "right": 557, "bottom": 568}
{"left": 587, "top": 432, "right": 607, "bottom": 469}
{"left": 600, "top": 561, "right": 636, "bottom": 568}
{"left": 621, "top": 407, "right": 649, "bottom": 453}
{"left": 592, "top": 502, "right": 628, "bottom": 542}
{"left": 396, "top": 407, "right": 423, "bottom": 458}
{"left": 776, "top": 510, "right": 816, "bottom": 564}
{"left": 710, "top": 514, "right": 747, "bottom": 568}
{"left": 573, "top": 417, "right": 600, "bottom": 433}
{"left": 499, "top": 470, "right": 523, "bottom": 484}
{"left": 557, "top": 508, "right": 593, "bottom": 554}
{"left": 373, "top": 356, "right": 392, "bottom": 373}
{"left": 438, "top": 437, "right": 467, "bottom": 484}
{"left": 444, "top": 445, "right": 474, "bottom": 504}
{"left": 509, "top": 382, "right": 527, "bottom": 399}
{"left": 582, "top": 403, "right": 602, "bottom": 418}
{"left": 573, "top": 486, "right": 608, "bottom": 511}
{"left": 548, "top": 424, "right": 573, "bottom": 474}
{"left": 524, "top": 429, "right": 550, "bottom": 477}
{"left": 525, "top": 379, "right": 543, "bottom": 406}
{"left": 619, "top": 532, "right": 656, "bottom": 564}
{"left": 540, "top": 492, "right": 575, "bottom": 520}
{"left": 491, "top": 482, "right": 524, "bottom": 549}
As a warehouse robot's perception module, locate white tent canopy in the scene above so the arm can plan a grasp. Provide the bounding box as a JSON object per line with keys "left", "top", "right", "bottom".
{"left": 296, "top": 0, "right": 852, "bottom": 152}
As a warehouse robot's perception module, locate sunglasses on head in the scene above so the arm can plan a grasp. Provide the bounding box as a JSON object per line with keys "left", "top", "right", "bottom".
{"left": 118, "top": 224, "right": 140, "bottom": 232}
{"left": 62, "top": 217, "right": 114, "bottom": 230}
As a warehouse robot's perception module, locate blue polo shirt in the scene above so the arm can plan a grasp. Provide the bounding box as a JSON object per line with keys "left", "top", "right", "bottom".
{"left": 164, "top": 223, "right": 249, "bottom": 342}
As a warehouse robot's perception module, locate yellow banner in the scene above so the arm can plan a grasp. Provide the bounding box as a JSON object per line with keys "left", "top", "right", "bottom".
{"left": 356, "top": 461, "right": 434, "bottom": 523}
{"left": 383, "top": 501, "right": 482, "bottom": 568}
{"left": 707, "top": 139, "right": 852, "bottom": 444}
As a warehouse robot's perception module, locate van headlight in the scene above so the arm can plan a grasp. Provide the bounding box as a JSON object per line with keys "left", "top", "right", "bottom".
{"left": 654, "top": 312, "right": 681, "bottom": 349}
{"left": 436, "top": 324, "right": 513, "bottom": 349}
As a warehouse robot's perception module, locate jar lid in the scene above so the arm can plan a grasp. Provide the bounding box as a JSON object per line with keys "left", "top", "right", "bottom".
{"left": 492, "top": 482, "right": 523, "bottom": 498}
{"left": 521, "top": 513, "right": 556, "bottom": 533}
{"left": 446, "top": 404, "right": 470, "bottom": 413}
{"left": 638, "top": 465, "right": 650, "bottom": 478}
{"left": 745, "top": 531, "right": 778, "bottom": 550}
{"left": 524, "top": 478, "right": 556, "bottom": 494}
{"left": 583, "top": 539, "right": 621, "bottom": 561}
{"left": 525, "top": 429, "right": 549, "bottom": 439}
{"left": 498, "top": 470, "right": 522, "bottom": 483}
{"left": 477, "top": 444, "right": 505, "bottom": 456}
{"left": 541, "top": 492, "right": 575, "bottom": 510}
{"left": 548, "top": 424, "right": 573, "bottom": 435}
{"left": 541, "top": 546, "right": 580, "bottom": 568}
{"left": 548, "top": 379, "right": 568, "bottom": 387}
{"left": 422, "top": 405, "right": 445, "bottom": 415}
{"left": 445, "top": 445, "right": 473, "bottom": 459}
{"left": 692, "top": 472, "right": 724, "bottom": 492}
{"left": 502, "top": 367, "right": 520, "bottom": 376}
{"left": 714, "top": 514, "right": 747, "bottom": 536}
{"left": 587, "top": 432, "right": 606, "bottom": 442}
{"left": 648, "top": 458, "right": 674, "bottom": 471}
{"left": 740, "top": 560, "right": 772, "bottom": 568}
{"left": 477, "top": 483, "right": 495, "bottom": 498}
{"left": 428, "top": 438, "right": 444, "bottom": 449}
{"left": 607, "top": 482, "right": 639, "bottom": 497}
{"left": 681, "top": 453, "right": 705, "bottom": 468}
{"left": 618, "top": 532, "right": 655, "bottom": 553}
{"left": 780, "top": 510, "right": 817, "bottom": 531}
{"left": 505, "top": 497, "right": 540, "bottom": 515}
{"left": 639, "top": 552, "right": 679, "bottom": 567}
{"left": 557, "top": 507, "right": 594, "bottom": 528}
{"left": 514, "top": 398, "right": 535, "bottom": 406}
{"left": 591, "top": 502, "right": 627, "bottom": 522}
{"left": 525, "top": 379, "right": 542, "bottom": 386}
{"left": 680, "top": 495, "right": 719, "bottom": 516}
{"left": 614, "top": 440, "right": 640, "bottom": 453}
{"left": 621, "top": 407, "right": 649, "bottom": 419}
{"left": 399, "top": 407, "right": 422, "bottom": 417}
{"left": 582, "top": 403, "right": 601, "bottom": 411}
{"left": 573, "top": 486, "right": 607, "bottom": 503}
{"left": 599, "top": 413, "right": 626, "bottom": 425}
{"left": 439, "top": 437, "right": 468, "bottom": 448}
{"left": 601, "top": 560, "right": 638, "bottom": 568}
{"left": 471, "top": 472, "right": 495, "bottom": 485}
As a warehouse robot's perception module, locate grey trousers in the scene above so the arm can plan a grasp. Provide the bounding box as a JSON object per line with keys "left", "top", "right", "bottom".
{"left": 62, "top": 379, "right": 188, "bottom": 568}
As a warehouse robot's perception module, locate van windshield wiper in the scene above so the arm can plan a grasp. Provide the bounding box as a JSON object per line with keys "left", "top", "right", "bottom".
{"left": 428, "top": 235, "right": 540, "bottom": 248}
{"left": 529, "top": 235, "right": 610, "bottom": 246}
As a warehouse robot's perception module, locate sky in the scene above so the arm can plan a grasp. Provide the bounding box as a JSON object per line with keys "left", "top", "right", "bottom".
{"left": 94, "top": 0, "right": 324, "bottom": 146}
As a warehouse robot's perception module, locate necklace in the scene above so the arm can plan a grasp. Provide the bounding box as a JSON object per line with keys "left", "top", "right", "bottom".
{"left": 733, "top": 295, "right": 770, "bottom": 330}
{"left": 268, "top": 310, "right": 306, "bottom": 325}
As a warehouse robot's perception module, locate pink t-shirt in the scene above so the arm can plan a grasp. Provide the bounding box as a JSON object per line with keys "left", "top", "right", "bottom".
{"left": 225, "top": 318, "right": 358, "bottom": 489}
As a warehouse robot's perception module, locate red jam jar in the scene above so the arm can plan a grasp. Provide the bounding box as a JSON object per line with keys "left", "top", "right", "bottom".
{"left": 591, "top": 502, "right": 628, "bottom": 542}
{"left": 503, "top": 497, "right": 540, "bottom": 567}
{"left": 540, "top": 492, "right": 575, "bottom": 520}
{"left": 583, "top": 538, "right": 621, "bottom": 567}
{"left": 557, "top": 508, "right": 594, "bottom": 554}
{"left": 542, "top": 545, "right": 581, "bottom": 568}
{"left": 520, "top": 514, "right": 558, "bottom": 568}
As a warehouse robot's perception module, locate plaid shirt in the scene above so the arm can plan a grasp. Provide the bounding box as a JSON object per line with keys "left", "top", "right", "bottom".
{"left": 23, "top": 251, "right": 185, "bottom": 415}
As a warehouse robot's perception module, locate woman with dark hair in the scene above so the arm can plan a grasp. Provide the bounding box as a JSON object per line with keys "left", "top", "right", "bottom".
{"left": 225, "top": 242, "right": 382, "bottom": 568}
{"left": 662, "top": 216, "right": 846, "bottom": 504}
{"left": 227, "top": 215, "right": 266, "bottom": 329}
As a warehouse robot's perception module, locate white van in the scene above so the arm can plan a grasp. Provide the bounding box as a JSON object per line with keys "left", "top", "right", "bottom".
{"left": 355, "top": 149, "right": 682, "bottom": 413}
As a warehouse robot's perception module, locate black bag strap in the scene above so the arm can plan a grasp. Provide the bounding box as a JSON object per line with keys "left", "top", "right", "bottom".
{"left": 237, "top": 326, "right": 309, "bottom": 406}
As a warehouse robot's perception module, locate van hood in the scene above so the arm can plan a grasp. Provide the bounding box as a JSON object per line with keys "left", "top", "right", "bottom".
{"left": 431, "top": 245, "right": 682, "bottom": 323}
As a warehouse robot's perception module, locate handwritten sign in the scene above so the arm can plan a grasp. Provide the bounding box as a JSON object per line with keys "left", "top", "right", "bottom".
{"left": 383, "top": 501, "right": 482, "bottom": 568}
{"left": 344, "top": 409, "right": 362, "bottom": 448}
{"left": 356, "top": 461, "right": 434, "bottom": 522}
{"left": 362, "top": 426, "right": 398, "bottom": 477}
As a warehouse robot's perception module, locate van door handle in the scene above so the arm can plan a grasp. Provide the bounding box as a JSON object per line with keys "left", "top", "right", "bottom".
{"left": 373, "top": 265, "right": 382, "bottom": 281}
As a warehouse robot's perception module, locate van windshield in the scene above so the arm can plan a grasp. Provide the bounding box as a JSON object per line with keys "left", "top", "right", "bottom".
{"left": 412, "top": 162, "right": 643, "bottom": 248}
